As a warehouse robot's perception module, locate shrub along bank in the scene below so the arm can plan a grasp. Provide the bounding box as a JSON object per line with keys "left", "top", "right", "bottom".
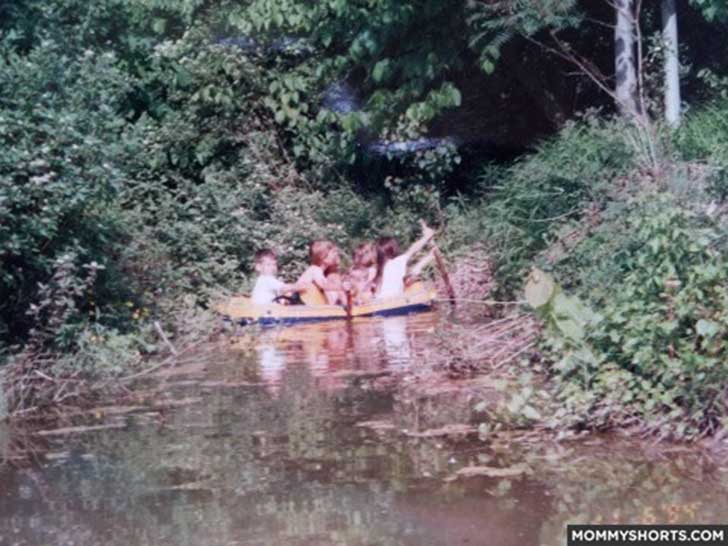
{"left": 450, "top": 109, "right": 728, "bottom": 440}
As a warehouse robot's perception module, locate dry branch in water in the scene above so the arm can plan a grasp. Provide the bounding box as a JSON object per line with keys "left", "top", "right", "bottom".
{"left": 428, "top": 246, "right": 540, "bottom": 376}
{"left": 425, "top": 313, "right": 541, "bottom": 378}
{"left": 3, "top": 314, "right": 218, "bottom": 420}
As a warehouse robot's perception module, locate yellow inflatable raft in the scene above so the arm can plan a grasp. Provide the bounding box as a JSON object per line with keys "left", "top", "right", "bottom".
{"left": 216, "top": 282, "right": 437, "bottom": 325}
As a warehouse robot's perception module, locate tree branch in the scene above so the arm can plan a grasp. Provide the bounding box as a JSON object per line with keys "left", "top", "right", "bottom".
{"left": 523, "top": 31, "right": 618, "bottom": 103}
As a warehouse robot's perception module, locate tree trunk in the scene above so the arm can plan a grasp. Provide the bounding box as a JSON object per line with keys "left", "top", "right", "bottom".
{"left": 614, "top": 0, "right": 640, "bottom": 117}
{"left": 662, "top": 0, "right": 681, "bottom": 127}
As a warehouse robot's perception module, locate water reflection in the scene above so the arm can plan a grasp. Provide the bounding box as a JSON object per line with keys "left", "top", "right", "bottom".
{"left": 244, "top": 313, "right": 438, "bottom": 394}
{"left": 2, "top": 313, "right": 728, "bottom": 546}
{"left": 379, "top": 316, "right": 413, "bottom": 367}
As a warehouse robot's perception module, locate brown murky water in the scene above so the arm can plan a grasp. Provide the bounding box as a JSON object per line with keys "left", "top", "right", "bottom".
{"left": 1, "top": 312, "right": 728, "bottom": 546}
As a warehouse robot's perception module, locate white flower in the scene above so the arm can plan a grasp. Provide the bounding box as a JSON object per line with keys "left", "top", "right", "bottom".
{"left": 31, "top": 173, "right": 53, "bottom": 184}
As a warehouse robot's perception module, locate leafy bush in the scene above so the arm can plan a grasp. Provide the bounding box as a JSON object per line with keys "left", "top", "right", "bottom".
{"left": 117, "top": 39, "right": 387, "bottom": 297}
{"left": 534, "top": 197, "right": 728, "bottom": 438}
{"left": 0, "top": 40, "right": 137, "bottom": 343}
{"left": 0, "top": 10, "right": 407, "bottom": 358}
{"left": 543, "top": 199, "right": 636, "bottom": 299}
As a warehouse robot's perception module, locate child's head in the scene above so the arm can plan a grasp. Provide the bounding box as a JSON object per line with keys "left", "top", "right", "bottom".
{"left": 309, "top": 240, "right": 336, "bottom": 268}
{"left": 352, "top": 242, "right": 376, "bottom": 268}
{"left": 375, "top": 237, "right": 400, "bottom": 265}
{"left": 254, "top": 248, "right": 278, "bottom": 276}
{"left": 325, "top": 246, "right": 341, "bottom": 274}
{"left": 374, "top": 236, "right": 401, "bottom": 289}
{"left": 347, "top": 267, "right": 369, "bottom": 283}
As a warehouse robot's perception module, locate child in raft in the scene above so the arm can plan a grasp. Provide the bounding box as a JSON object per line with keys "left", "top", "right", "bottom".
{"left": 347, "top": 242, "right": 378, "bottom": 305}
{"left": 296, "top": 240, "right": 347, "bottom": 305}
{"left": 250, "top": 249, "right": 309, "bottom": 305}
{"left": 374, "top": 220, "right": 436, "bottom": 300}
{"left": 322, "top": 245, "right": 347, "bottom": 305}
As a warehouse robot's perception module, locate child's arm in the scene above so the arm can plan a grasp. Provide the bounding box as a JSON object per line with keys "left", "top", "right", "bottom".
{"left": 311, "top": 273, "right": 343, "bottom": 293}
{"left": 409, "top": 248, "right": 436, "bottom": 277}
{"left": 279, "top": 281, "right": 309, "bottom": 293}
{"left": 402, "top": 220, "right": 436, "bottom": 261}
{"left": 297, "top": 266, "right": 341, "bottom": 292}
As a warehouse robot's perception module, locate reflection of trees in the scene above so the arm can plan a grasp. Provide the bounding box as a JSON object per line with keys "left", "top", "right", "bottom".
{"left": 0, "top": 341, "right": 451, "bottom": 546}
{"left": 4, "top": 319, "right": 728, "bottom": 546}
{"left": 534, "top": 446, "right": 727, "bottom": 546}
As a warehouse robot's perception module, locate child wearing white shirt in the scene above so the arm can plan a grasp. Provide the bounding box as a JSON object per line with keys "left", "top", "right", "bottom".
{"left": 374, "top": 221, "right": 435, "bottom": 300}
{"left": 251, "top": 249, "right": 307, "bottom": 305}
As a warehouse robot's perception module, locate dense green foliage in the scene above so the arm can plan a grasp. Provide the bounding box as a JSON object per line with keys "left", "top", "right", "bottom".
{"left": 690, "top": 0, "right": 728, "bottom": 21}
{"left": 0, "top": 41, "right": 134, "bottom": 343}
{"left": 529, "top": 197, "right": 728, "bottom": 438}
{"left": 0, "top": 0, "right": 436, "bottom": 364}
{"left": 674, "top": 100, "right": 728, "bottom": 198}
{"left": 2, "top": 0, "right": 728, "bottom": 437}
{"left": 439, "top": 96, "right": 728, "bottom": 438}
{"left": 241, "top": 0, "right": 466, "bottom": 138}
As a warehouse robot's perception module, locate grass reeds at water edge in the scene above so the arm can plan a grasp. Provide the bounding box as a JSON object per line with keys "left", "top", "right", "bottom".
{"left": 2, "top": 302, "right": 224, "bottom": 422}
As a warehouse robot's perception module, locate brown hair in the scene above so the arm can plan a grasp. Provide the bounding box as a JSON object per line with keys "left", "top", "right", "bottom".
{"left": 352, "top": 242, "right": 377, "bottom": 268}
{"left": 309, "top": 240, "right": 335, "bottom": 267}
{"left": 373, "top": 237, "right": 401, "bottom": 291}
{"left": 254, "top": 248, "right": 276, "bottom": 264}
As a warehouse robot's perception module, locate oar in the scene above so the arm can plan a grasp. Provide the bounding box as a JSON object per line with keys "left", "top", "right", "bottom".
{"left": 432, "top": 244, "right": 456, "bottom": 306}
{"left": 344, "top": 286, "right": 354, "bottom": 318}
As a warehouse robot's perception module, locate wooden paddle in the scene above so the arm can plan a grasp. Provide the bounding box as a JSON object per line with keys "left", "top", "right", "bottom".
{"left": 345, "top": 287, "right": 354, "bottom": 318}
{"left": 432, "top": 244, "right": 456, "bottom": 306}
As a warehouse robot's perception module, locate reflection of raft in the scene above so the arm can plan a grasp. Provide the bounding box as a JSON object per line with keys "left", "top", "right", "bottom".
{"left": 217, "top": 282, "right": 437, "bottom": 325}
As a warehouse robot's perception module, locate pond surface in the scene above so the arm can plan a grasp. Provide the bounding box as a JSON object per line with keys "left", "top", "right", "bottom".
{"left": 2, "top": 312, "right": 728, "bottom": 546}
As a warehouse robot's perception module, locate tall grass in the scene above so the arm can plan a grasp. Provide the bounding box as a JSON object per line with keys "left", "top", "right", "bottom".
{"left": 674, "top": 100, "right": 728, "bottom": 199}
{"left": 445, "top": 115, "right": 635, "bottom": 293}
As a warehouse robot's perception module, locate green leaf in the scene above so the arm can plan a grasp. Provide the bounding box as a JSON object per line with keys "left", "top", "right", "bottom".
{"left": 525, "top": 268, "right": 556, "bottom": 309}
{"left": 372, "top": 59, "right": 392, "bottom": 83}
{"left": 554, "top": 316, "right": 584, "bottom": 341}
{"left": 152, "top": 18, "right": 166, "bottom": 34}
{"left": 481, "top": 59, "right": 495, "bottom": 74}
{"left": 450, "top": 87, "right": 462, "bottom": 107}
{"left": 696, "top": 319, "right": 719, "bottom": 338}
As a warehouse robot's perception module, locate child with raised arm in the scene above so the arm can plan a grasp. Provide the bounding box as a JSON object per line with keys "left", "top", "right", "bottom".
{"left": 374, "top": 220, "right": 436, "bottom": 300}
{"left": 405, "top": 248, "right": 436, "bottom": 287}
{"left": 296, "top": 240, "right": 347, "bottom": 305}
{"left": 250, "top": 249, "right": 308, "bottom": 305}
